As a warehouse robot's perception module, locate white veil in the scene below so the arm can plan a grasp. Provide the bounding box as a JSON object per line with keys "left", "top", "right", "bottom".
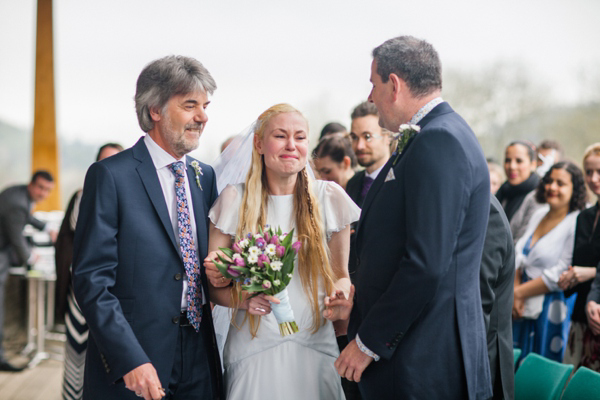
{"left": 211, "top": 120, "right": 316, "bottom": 194}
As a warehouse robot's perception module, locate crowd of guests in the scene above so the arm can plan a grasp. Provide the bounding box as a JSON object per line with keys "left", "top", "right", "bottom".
{"left": 486, "top": 139, "right": 600, "bottom": 374}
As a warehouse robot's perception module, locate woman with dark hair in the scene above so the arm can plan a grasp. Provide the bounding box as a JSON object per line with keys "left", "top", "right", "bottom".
{"left": 512, "top": 161, "right": 587, "bottom": 363}
{"left": 313, "top": 135, "right": 357, "bottom": 190}
{"left": 496, "top": 140, "right": 545, "bottom": 243}
{"left": 559, "top": 143, "right": 600, "bottom": 371}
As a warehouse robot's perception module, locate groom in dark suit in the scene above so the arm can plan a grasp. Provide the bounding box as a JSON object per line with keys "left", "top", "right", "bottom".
{"left": 73, "top": 56, "right": 223, "bottom": 400}
{"left": 336, "top": 36, "right": 492, "bottom": 399}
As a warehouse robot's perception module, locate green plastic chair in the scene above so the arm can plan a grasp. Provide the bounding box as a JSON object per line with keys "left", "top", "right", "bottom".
{"left": 561, "top": 366, "right": 600, "bottom": 400}
{"left": 514, "top": 348, "right": 522, "bottom": 367}
{"left": 514, "top": 353, "right": 573, "bottom": 400}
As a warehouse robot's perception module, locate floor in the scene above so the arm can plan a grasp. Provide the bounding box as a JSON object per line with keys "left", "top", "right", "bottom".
{"left": 0, "top": 358, "right": 63, "bottom": 400}
{"left": 0, "top": 334, "right": 65, "bottom": 400}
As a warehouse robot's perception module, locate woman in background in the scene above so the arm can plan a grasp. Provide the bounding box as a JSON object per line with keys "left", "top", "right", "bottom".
{"left": 496, "top": 140, "right": 544, "bottom": 243}
{"left": 560, "top": 143, "right": 600, "bottom": 371}
{"left": 512, "top": 161, "right": 587, "bottom": 362}
{"left": 313, "top": 134, "right": 357, "bottom": 190}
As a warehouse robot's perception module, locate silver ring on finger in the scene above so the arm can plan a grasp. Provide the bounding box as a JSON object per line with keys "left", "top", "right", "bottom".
{"left": 136, "top": 393, "right": 143, "bottom": 398}
{"left": 255, "top": 307, "right": 266, "bottom": 313}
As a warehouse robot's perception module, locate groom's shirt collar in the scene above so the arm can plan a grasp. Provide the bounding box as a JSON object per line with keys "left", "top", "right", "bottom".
{"left": 409, "top": 97, "right": 443, "bottom": 125}
{"left": 144, "top": 134, "right": 187, "bottom": 168}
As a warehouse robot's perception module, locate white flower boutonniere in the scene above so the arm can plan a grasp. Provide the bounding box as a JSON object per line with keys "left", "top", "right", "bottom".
{"left": 190, "top": 160, "right": 203, "bottom": 190}
{"left": 392, "top": 124, "right": 421, "bottom": 165}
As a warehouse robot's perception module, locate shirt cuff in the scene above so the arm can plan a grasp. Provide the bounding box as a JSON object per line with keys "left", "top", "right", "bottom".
{"left": 356, "top": 334, "right": 380, "bottom": 361}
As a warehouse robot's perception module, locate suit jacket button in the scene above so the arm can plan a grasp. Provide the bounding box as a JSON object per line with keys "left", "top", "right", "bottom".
{"left": 174, "top": 273, "right": 182, "bottom": 281}
{"left": 172, "top": 316, "right": 180, "bottom": 324}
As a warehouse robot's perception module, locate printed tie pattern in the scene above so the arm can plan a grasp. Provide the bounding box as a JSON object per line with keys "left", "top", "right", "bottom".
{"left": 169, "top": 161, "right": 202, "bottom": 331}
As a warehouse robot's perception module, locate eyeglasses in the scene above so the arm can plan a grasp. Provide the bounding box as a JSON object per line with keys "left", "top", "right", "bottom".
{"left": 349, "top": 132, "right": 384, "bottom": 143}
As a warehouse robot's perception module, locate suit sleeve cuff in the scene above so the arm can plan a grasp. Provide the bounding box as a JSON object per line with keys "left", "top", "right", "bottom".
{"left": 356, "top": 334, "right": 380, "bottom": 361}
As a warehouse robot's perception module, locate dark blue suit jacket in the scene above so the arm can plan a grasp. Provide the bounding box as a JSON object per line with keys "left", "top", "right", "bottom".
{"left": 73, "top": 138, "right": 223, "bottom": 399}
{"left": 349, "top": 102, "right": 492, "bottom": 399}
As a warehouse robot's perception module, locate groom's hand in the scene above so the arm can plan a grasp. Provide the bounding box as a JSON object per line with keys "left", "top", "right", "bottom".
{"left": 323, "top": 285, "right": 355, "bottom": 321}
{"left": 124, "top": 363, "right": 165, "bottom": 400}
{"left": 335, "top": 339, "right": 373, "bottom": 382}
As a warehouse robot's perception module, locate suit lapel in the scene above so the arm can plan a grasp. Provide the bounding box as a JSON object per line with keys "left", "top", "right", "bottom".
{"left": 186, "top": 160, "right": 208, "bottom": 259}
{"left": 357, "top": 102, "right": 454, "bottom": 236}
{"left": 132, "top": 139, "right": 179, "bottom": 254}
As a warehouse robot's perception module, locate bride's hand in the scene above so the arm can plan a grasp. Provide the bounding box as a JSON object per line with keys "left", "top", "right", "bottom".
{"left": 323, "top": 285, "right": 355, "bottom": 321}
{"left": 204, "top": 250, "right": 232, "bottom": 288}
{"left": 246, "top": 294, "right": 280, "bottom": 316}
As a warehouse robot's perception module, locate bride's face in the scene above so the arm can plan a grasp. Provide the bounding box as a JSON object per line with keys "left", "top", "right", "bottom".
{"left": 256, "top": 112, "right": 309, "bottom": 178}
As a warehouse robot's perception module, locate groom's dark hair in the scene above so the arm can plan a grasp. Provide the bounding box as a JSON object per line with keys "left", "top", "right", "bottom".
{"left": 372, "top": 36, "right": 442, "bottom": 99}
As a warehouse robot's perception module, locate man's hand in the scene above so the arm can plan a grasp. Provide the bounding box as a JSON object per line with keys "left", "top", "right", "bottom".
{"left": 512, "top": 289, "right": 524, "bottom": 319}
{"left": 323, "top": 285, "right": 355, "bottom": 321}
{"left": 203, "top": 251, "right": 231, "bottom": 288}
{"left": 123, "top": 363, "right": 165, "bottom": 400}
{"left": 335, "top": 339, "right": 374, "bottom": 382}
{"left": 586, "top": 301, "right": 600, "bottom": 335}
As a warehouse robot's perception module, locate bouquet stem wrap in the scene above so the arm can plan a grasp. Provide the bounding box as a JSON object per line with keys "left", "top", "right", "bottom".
{"left": 271, "top": 288, "right": 298, "bottom": 336}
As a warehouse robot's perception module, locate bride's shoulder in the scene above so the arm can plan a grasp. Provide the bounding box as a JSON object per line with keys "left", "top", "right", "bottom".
{"left": 219, "top": 183, "right": 245, "bottom": 201}
{"left": 312, "top": 179, "right": 347, "bottom": 200}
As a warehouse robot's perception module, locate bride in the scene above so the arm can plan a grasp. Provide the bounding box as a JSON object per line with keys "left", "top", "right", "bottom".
{"left": 204, "top": 103, "right": 360, "bottom": 399}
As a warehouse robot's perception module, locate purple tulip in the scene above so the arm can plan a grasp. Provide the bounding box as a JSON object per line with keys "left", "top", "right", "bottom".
{"left": 232, "top": 242, "right": 243, "bottom": 254}
{"left": 276, "top": 245, "right": 285, "bottom": 258}
{"left": 264, "top": 231, "right": 271, "bottom": 243}
{"left": 234, "top": 257, "right": 246, "bottom": 267}
{"left": 292, "top": 241, "right": 302, "bottom": 254}
{"left": 227, "top": 267, "right": 241, "bottom": 277}
{"left": 256, "top": 238, "right": 266, "bottom": 248}
{"left": 257, "top": 253, "right": 269, "bottom": 268}
{"left": 269, "top": 235, "right": 279, "bottom": 246}
{"left": 262, "top": 281, "right": 272, "bottom": 289}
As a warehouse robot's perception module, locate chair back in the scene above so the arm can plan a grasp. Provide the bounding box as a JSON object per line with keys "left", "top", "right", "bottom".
{"left": 561, "top": 366, "right": 600, "bottom": 400}
{"left": 514, "top": 348, "right": 522, "bottom": 367}
{"left": 514, "top": 353, "right": 573, "bottom": 400}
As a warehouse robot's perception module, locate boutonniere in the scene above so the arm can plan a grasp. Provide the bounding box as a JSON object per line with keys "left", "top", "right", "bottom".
{"left": 190, "top": 160, "right": 203, "bottom": 190}
{"left": 392, "top": 124, "right": 421, "bottom": 165}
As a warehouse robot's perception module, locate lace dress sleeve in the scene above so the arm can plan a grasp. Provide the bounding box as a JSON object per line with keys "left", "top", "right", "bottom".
{"left": 314, "top": 180, "right": 361, "bottom": 240}
{"left": 208, "top": 183, "right": 243, "bottom": 237}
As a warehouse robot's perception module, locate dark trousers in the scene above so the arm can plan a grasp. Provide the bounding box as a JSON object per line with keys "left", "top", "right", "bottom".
{"left": 166, "top": 315, "right": 214, "bottom": 400}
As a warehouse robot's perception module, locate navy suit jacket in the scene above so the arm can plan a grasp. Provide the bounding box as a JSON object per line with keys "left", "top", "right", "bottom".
{"left": 349, "top": 102, "right": 492, "bottom": 400}
{"left": 73, "top": 138, "right": 223, "bottom": 399}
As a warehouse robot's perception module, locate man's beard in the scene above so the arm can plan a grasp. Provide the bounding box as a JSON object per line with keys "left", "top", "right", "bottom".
{"left": 163, "top": 116, "right": 202, "bottom": 158}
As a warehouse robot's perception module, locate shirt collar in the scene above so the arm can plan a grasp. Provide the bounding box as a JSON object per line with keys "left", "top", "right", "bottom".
{"left": 366, "top": 164, "right": 385, "bottom": 180}
{"left": 144, "top": 134, "right": 187, "bottom": 170}
{"left": 409, "top": 97, "right": 444, "bottom": 125}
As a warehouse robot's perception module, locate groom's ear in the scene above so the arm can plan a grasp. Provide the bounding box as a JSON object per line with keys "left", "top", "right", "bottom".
{"left": 389, "top": 73, "right": 404, "bottom": 101}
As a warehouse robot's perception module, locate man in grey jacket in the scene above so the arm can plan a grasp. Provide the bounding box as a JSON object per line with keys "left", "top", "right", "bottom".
{"left": 0, "top": 170, "right": 55, "bottom": 371}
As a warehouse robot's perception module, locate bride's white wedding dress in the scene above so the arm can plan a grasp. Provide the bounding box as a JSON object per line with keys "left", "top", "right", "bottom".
{"left": 209, "top": 180, "right": 360, "bottom": 400}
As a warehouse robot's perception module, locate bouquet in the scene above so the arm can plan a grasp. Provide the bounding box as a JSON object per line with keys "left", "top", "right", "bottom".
{"left": 214, "top": 225, "right": 302, "bottom": 336}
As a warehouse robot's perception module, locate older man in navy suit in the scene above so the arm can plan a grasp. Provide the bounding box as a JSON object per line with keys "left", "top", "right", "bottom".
{"left": 73, "top": 56, "right": 223, "bottom": 400}
{"left": 336, "top": 36, "right": 492, "bottom": 399}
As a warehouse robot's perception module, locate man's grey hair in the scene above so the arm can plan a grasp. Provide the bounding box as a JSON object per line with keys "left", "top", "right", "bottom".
{"left": 135, "top": 55, "right": 217, "bottom": 132}
{"left": 351, "top": 101, "right": 378, "bottom": 120}
{"left": 372, "top": 36, "right": 442, "bottom": 98}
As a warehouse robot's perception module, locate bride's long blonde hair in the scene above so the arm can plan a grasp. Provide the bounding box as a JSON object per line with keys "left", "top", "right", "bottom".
{"left": 232, "top": 103, "right": 335, "bottom": 337}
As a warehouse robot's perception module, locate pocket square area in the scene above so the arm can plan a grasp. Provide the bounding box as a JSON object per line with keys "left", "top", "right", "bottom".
{"left": 384, "top": 168, "right": 396, "bottom": 182}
